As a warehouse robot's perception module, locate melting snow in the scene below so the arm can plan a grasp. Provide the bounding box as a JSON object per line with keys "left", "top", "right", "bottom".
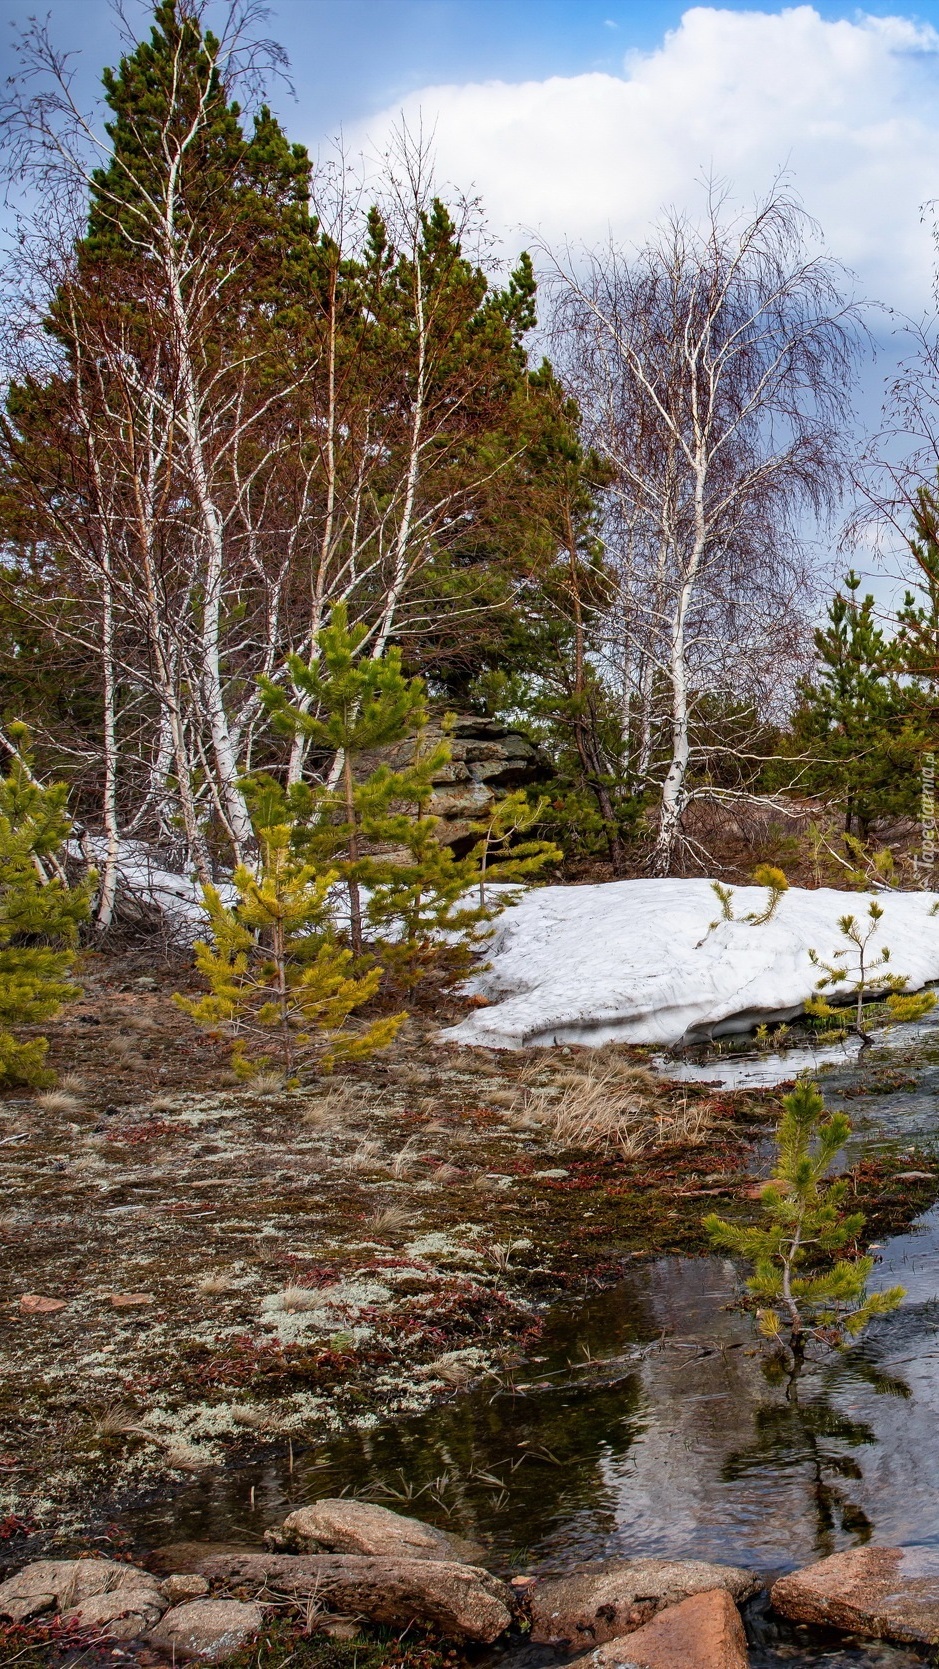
{"left": 443, "top": 879, "right": 939, "bottom": 1049}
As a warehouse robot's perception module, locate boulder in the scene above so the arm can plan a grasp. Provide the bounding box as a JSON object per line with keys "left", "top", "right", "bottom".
{"left": 586, "top": 1590, "right": 749, "bottom": 1669}
{"left": 148, "top": 1598, "right": 264, "bottom": 1662}
{"left": 161, "top": 1573, "right": 211, "bottom": 1604}
{"left": 0, "top": 1558, "right": 161, "bottom": 1624}
{"left": 147, "top": 1542, "right": 264, "bottom": 1576}
{"left": 771, "top": 1546, "right": 939, "bottom": 1644}
{"left": 194, "top": 1551, "right": 513, "bottom": 1642}
{"left": 530, "top": 1558, "right": 760, "bottom": 1647}
{"left": 267, "top": 1499, "right": 482, "bottom": 1564}
{"left": 59, "top": 1584, "right": 167, "bottom": 1638}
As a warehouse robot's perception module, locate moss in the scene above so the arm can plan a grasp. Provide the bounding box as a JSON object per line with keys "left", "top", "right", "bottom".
{"left": 222, "top": 1619, "right": 468, "bottom": 1669}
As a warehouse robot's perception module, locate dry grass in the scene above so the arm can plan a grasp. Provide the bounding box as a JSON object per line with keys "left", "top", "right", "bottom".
{"left": 34, "top": 1090, "right": 82, "bottom": 1115}
{"left": 471, "top": 1172, "right": 501, "bottom": 1193}
{"left": 109, "top": 1034, "right": 143, "bottom": 1059}
{"left": 197, "top": 1272, "right": 240, "bottom": 1295}
{"left": 302, "top": 1082, "right": 360, "bottom": 1127}
{"left": 78, "top": 1401, "right": 152, "bottom": 1442}
{"left": 387, "top": 1137, "right": 422, "bottom": 1178}
{"left": 343, "top": 1137, "right": 384, "bottom": 1173}
{"left": 271, "top": 1285, "right": 326, "bottom": 1314}
{"left": 229, "top": 1404, "right": 269, "bottom": 1429}
{"left": 430, "top": 1162, "right": 462, "bottom": 1185}
{"left": 540, "top": 1061, "right": 712, "bottom": 1159}
{"left": 367, "top": 1203, "right": 411, "bottom": 1233}
{"left": 58, "top": 1072, "right": 86, "bottom": 1094}
{"left": 421, "top": 1354, "right": 478, "bottom": 1387}
{"left": 246, "top": 1070, "right": 286, "bottom": 1096}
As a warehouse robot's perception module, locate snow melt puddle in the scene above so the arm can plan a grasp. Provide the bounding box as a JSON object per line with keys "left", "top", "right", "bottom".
{"left": 124, "top": 1055, "right": 939, "bottom": 1669}
{"left": 655, "top": 1018, "right": 939, "bottom": 1090}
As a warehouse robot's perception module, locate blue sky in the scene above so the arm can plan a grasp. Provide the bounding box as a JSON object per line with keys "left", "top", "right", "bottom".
{"left": 4, "top": 1, "right": 939, "bottom": 140}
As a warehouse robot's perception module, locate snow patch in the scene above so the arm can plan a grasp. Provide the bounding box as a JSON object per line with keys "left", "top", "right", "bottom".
{"left": 442, "top": 879, "right": 939, "bottom": 1049}
{"left": 73, "top": 838, "right": 226, "bottom": 942}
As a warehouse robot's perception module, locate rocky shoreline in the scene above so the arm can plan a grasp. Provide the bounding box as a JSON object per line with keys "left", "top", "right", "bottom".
{"left": 3, "top": 1499, "right": 939, "bottom": 1667}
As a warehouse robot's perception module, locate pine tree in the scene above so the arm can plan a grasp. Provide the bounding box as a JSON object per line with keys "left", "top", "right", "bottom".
{"left": 790, "top": 573, "right": 918, "bottom": 838}
{"left": 896, "top": 482, "right": 939, "bottom": 701}
{"left": 174, "top": 797, "right": 402, "bottom": 1083}
{"left": 469, "top": 791, "right": 561, "bottom": 908}
{"left": 259, "top": 604, "right": 453, "bottom": 957}
{"left": 705, "top": 1079, "right": 903, "bottom": 1373}
{"left": 0, "top": 732, "right": 91, "bottom": 1086}
{"left": 806, "top": 899, "right": 934, "bottom": 1038}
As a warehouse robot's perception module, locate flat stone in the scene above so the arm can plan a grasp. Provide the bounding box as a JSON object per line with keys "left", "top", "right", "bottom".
{"left": 530, "top": 1559, "right": 761, "bottom": 1647}
{"left": 194, "top": 1552, "right": 513, "bottom": 1642}
{"left": 772, "top": 1546, "right": 939, "bottom": 1644}
{"left": 148, "top": 1598, "right": 264, "bottom": 1662}
{"left": 587, "top": 1590, "right": 749, "bottom": 1669}
{"left": 60, "top": 1584, "right": 167, "bottom": 1638}
{"left": 147, "top": 1542, "right": 263, "bottom": 1576}
{"left": 161, "top": 1573, "right": 211, "bottom": 1604}
{"left": 269, "top": 1499, "right": 482, "bottom": 1564}
{"left": 0, "top": 1558, "right": 161, "bottom": 1623}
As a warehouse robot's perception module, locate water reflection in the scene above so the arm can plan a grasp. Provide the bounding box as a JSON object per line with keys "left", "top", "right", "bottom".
{"left": 133, "top": 1251, "right": 928, "bottom": 1577}
{"left": 657, "top": 1020, "right": 939, "bottom": 1092}
{"left": 123, "top": 1038, "right": 939, "bottom": 1669}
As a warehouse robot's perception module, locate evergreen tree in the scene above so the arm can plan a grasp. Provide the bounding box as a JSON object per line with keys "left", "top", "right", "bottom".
{"left": 0, "top": 732, "right": 91, "bottom": 1086}
{"left": 259, "top": 604, "right": 452, "bottom": 956}
{"left": 469, "top": 791, "right": 561, "bottom": 908}
{"left": 175, "top": 797, "right": 401, "bottom": 1083}
{"left": 364, "top": 803, "right": 487, "bottom": 992}
{"left": 806, "top": 900, "right": 935, "bottom": 1037}
{"left": 789, "top": 573, "right": 918, "bottom": 838}
{"left": 705, "top": 1079, "right": 903, "bottom": 1374}
{"left": 896, "top": 482, "right": 939, "bottom": 723}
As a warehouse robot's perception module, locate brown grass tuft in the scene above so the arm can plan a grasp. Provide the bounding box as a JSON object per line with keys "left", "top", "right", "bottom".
{"left": 543, "top": 1061, "right": 712, "bottom": 1159}
{"left": 34, "top": 1090, "right": 82, "bottom": 1115}
{"left": 367, "top": 1203, "right": 410, "bottom": 1233}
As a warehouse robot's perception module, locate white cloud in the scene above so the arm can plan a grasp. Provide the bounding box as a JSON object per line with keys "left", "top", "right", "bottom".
{"left": 348, "top": 5, "right": 939, "bottom": 315}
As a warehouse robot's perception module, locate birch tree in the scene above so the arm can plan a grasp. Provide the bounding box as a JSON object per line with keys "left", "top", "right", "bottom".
{"left": 548, "top": 187, "right": 858, "bottom": 872}
{"left": 0, "top": 1, "right": 554, "bottom": 892}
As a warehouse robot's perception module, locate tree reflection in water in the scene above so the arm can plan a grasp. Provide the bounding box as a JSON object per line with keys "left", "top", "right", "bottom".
{"left": 722, "top": 1347, "right": 912, "bottom": 1557}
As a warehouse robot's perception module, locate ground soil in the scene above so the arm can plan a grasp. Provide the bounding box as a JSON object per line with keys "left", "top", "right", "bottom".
{"left": 2, "top": 944, "right": 937, "bottom": 1665}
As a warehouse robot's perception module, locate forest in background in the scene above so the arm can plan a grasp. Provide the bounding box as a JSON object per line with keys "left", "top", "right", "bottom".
{"left": 1, "top": 0, "right": 939, "bottom": 927}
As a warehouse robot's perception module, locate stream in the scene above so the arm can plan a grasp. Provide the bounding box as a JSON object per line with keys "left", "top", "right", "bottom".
{"left": 124, "top": 1023, "right": 939, "bottom": 1667}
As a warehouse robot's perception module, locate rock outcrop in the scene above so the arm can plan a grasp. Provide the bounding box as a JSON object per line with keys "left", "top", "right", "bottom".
{"left": 194, "top": 1551, "right": 513, "bottom": 1642}
{"left": 266, "top": 1499, "right": 482, "bottom": 1564}
{"left": 360, "top": 715, "right": 550, "bottom": 849}
{"left": 530, "top": 1558, "right": 760, "bottom": 1647}
{"left": 772, "top": 1546, "right": 939, "bottom": 1644}
{"left": 161, "top": 1572, "right": 211, "bottom": 1604}
{"left": 148, "top": 1598, "right": 264, "bottom": 1662}
{"left": 0, "top": 1558, "right": 163, "bottom": 1625}
{"left": 586, "top": 1589, "right": 750, "bottom": 1669}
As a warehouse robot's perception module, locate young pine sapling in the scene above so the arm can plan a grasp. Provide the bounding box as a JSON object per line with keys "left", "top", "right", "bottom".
{"left": 705, "top": 1079, "right": 903, "bottom": 1381}
{"left": 469, "top": 790, "right": 561, "bottom": 909}
{"left": 806, "top": 899, "right": 934, "bottom": 1040}
{"left": 0, "top": 730, "right": 91, "bottom": 1086}
{"left": 175, "top": 798, "right": 403, "bottom": 1083}
{"left": 698, "top": 864, "right": 790, "bottom": 945}
{"left": 259, "top": 604, "right": 446, "bottom": 958}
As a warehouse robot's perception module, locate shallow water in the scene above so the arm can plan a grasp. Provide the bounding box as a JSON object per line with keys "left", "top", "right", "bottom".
{"left": 123, "top": 1036, "right": 939, "bottom": 1667}
{"left": 655, "top": 1019, "right": 939, "bottom": 1091}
